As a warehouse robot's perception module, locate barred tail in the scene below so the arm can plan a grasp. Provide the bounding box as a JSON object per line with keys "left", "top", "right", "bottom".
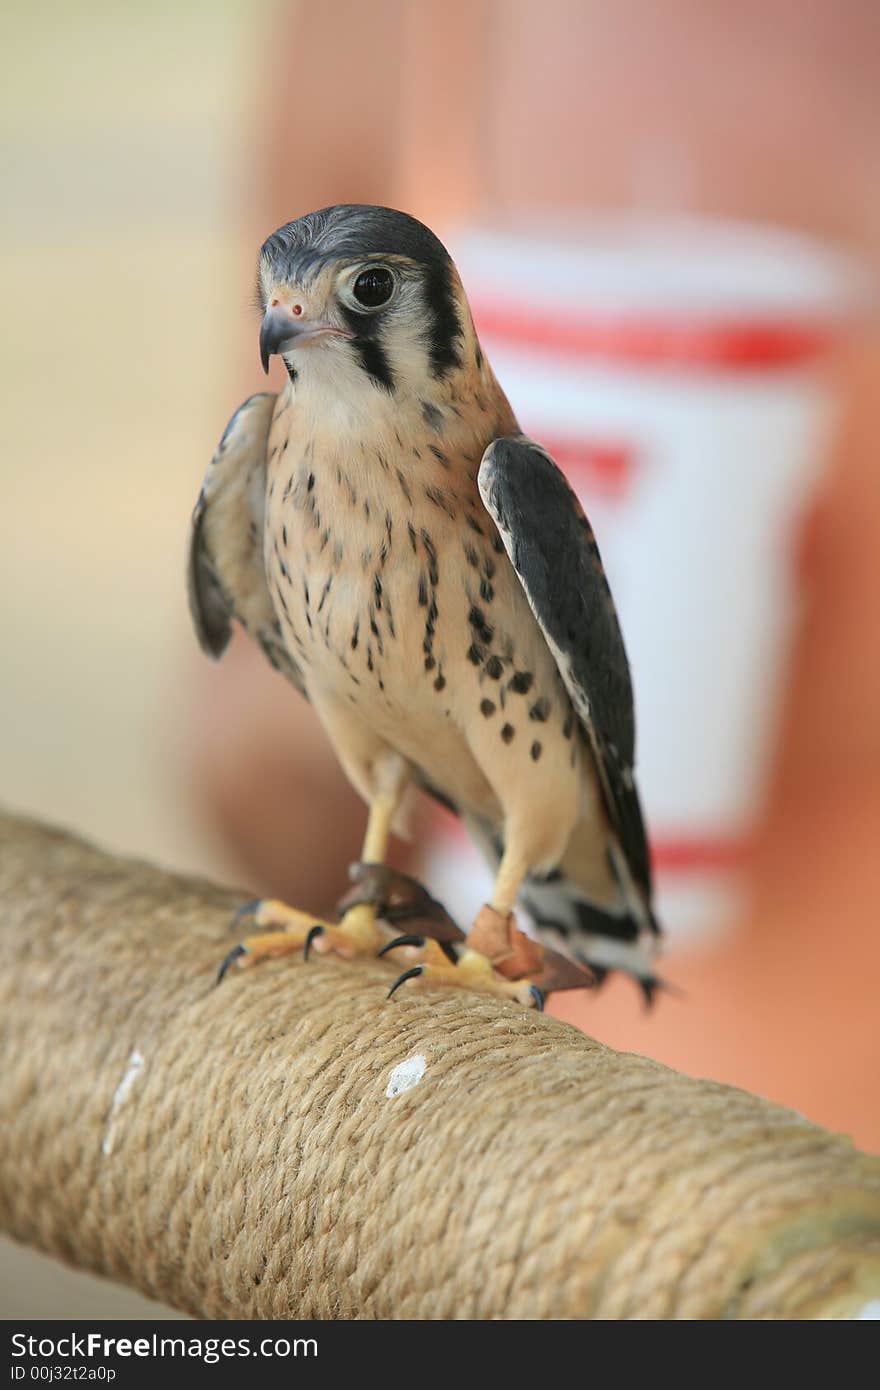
{"left": 520, "top": 874, "right": 664, "bottom": 1006}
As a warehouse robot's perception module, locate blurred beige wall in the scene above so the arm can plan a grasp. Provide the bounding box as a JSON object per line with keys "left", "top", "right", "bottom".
{"left": 1, "top": 0, "right": 272, "bottom": 1321}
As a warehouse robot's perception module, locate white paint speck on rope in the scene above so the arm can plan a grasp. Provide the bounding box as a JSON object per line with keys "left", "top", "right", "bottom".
{"left": 102, "top": 1047, "right": 145, "bottom": 1156}
{"left": 385, "top": 1054, "right": 427, "bottom": 1099}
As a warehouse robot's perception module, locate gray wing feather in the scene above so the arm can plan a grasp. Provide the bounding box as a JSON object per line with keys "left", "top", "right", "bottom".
{"left": 478, "top": 434, "right": 653, "bottom": 900}
{"left": 188, "top": 392, "right": 305, "bottom": 694}
{"left": 189, "top": 489, "right": 235, "bottom": 658}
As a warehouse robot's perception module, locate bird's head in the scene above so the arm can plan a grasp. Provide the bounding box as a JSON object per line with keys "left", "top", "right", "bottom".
{"left": 256, "top": 205, "right": 470, "bottom": 401}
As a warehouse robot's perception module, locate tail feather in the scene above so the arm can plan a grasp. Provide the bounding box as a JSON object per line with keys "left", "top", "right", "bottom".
{"left": 520, "top": 874, "right": 663, "bottom": 1005}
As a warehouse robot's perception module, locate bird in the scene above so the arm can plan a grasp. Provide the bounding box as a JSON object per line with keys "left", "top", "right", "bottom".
{"left": 188, "top": 204, "right": 661, "bottom": 1008}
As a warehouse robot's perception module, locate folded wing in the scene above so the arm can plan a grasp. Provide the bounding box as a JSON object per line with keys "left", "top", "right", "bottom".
{"left": 188, "top": 392, "right": 305, "bottom": 693}
{"left": 478, "top": 434, "right": 656, "bottom": 926}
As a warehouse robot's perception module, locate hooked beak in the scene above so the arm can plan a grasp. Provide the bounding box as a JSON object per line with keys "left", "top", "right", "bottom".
{"left": 259, "top": 304, "right": 353, "bottom": 373}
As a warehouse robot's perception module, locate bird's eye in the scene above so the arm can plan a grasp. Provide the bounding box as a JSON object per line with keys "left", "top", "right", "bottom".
{"left": 352, "top": 267, "right": 395, "bottom": 308}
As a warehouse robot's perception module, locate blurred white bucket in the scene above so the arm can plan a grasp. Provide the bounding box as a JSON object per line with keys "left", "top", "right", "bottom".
{"left": 429, "top": 218, "right": 864, "bottom": 944}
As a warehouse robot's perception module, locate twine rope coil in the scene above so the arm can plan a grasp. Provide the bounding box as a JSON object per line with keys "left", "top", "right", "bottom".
{"left": 1, "top": 811, "right": 879, "bottom": 1319}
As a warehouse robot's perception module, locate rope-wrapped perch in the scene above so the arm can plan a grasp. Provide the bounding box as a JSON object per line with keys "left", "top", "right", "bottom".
{"left": 1, "top": 810, "right": 879, "bottom": 1319}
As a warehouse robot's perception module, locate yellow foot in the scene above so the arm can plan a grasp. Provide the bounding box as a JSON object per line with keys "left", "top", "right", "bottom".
{"left": 217, "top": 898, "right": 386, "bottom": 984}
{"left": 377, "top": 904, "right": 595, "bottom": 1009}
{"left": 382, "top": 940, "right": 545, "bottom": 1009}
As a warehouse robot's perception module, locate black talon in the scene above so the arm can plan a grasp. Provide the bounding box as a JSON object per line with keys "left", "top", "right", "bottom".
{"left": 304, "top": 924, "right": 325, "bottom": 961}
{"left": 529, "top": 985, "right": 545, "bottom": 1012}
{"left": 377, "top": 934, "right": 426, "bottom": 957}
{"left": 637, "top": 973, "right": 681, "bottom": 1007}
{"left": 217, "top": 943, "right": 247, "bottom": 985}
{"left": 387, "top": 965, "right": 424, "bottom": 999}
{"left": 231, "top": 899, "right": 260, "bottom": 928}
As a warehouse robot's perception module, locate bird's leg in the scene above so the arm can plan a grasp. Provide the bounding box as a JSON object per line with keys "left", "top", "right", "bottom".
{"left": 468, "top": 852, "right": 545, "bottom": 978}
{"left": 218, "top": 757, "right": 406, "bottom": 982}
{"left": 303, "top": 787, "right": 401, "bottom": 960}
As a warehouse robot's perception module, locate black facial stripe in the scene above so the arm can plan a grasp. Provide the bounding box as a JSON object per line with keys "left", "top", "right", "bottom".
{"left": 420, "top": 259, "right": 462, "bottom": 377}
{"left": 336, "top": 301, "right": 396, "bottom": 392}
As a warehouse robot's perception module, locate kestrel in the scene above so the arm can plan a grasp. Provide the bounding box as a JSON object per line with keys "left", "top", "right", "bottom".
{"left": 189, "top": 205, "right": 661, "bottom": 1007}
